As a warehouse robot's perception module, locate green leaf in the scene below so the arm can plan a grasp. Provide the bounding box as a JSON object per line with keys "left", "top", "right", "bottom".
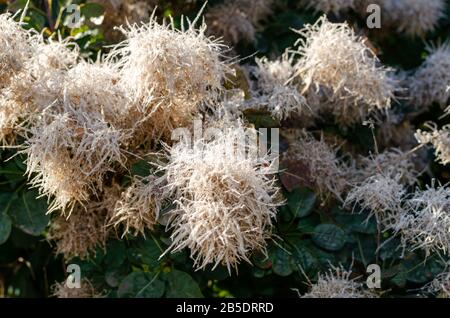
{"left": 128, "top": 238, "right": 162, "bottom": 269}
{"left": 9, "top": 191, "right": 50, "bottom": 236}
{"left": 104, "top": 240, "right": 127, "bottom": 269}
{"left": 287, "top": 187, "right": 316, "bottom": 218}
{"left": 80, "top": 3, "right": 105, "bottom": 19}
{"left": 117, "top": 272, "right": 165, "bottom": 298}
{"left": 164, "top": 270, "right": 203, "bottom": 298}
{"left": 0, "top": 193, "right": 16, "bottom": 245}
{"left": 312, "top": 224, "right": 346, "bottom": 252}
{"left": 289, "top": 239, "right": 318, "bottom": 273}
{"left": 269, "top": 245, "right": 294, "bottom": 276}
{"left": 0, "top": 210, "right": 12, "bottom": 245}
{"left": 130, "top": 160, "right": 152, "bottom": 178}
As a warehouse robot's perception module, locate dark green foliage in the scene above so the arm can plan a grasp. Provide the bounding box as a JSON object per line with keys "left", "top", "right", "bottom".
{"left": 1, "top": 0, "right": 450, "bottom": 299}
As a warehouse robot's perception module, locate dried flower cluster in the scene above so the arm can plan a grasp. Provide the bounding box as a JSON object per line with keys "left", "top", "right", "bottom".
{"left": 301, "top": 265, "right": 376, "bottom": 298}
{"left": 293, "top": 16, "right": 396, "bottom": 125}
{"left": 300, "top": 0, "right": 356, "bottom": 16}
{"left": 206, "top": 0, "right": 274, "bottom": 45}
{"left": 367, "top": 0, "right": 446, "bottom": 36}
{"left": 52, "top": 278, "right": 101, "bottom": 298}
{"left": 345, "top": 173, "right": 405, "bottom": 225}
{"left": 111, "top": 14, "right": 232, "bottom": 142}
{"left": 110, "top": 175, "right": 164, "bottom": 237}
{"left": 408, "top": 44, "right": 450, "bottom": 109}
{"left": 416, "top": 124, "right": 450, "bottom": 166}
{"left": 395, "top": 184, "right": 450, "bottom": 257}
{"left": 284, "top": 130, "right": 350, "bottom": 199}
{"left": 249, "top": 53, "right": 310, "bottom": 121}
{"left": 162, "top": 123, "right": 281, "bottom": 272}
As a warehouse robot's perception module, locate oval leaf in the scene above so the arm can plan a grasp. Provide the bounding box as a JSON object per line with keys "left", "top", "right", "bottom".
{"left": 9, "top": 191, "right": 50, "bottom": 236}
{"left": 164, "top": 270, "right": 203, "bottom": 298}
{"left": 117, "top": 272, "right": 165, "bottom": 298}
{"left": 312, "top": 224, "right": 346, "bottom": 251}
{"left": 287, "top": 187, "right": 316, "bottom": 218}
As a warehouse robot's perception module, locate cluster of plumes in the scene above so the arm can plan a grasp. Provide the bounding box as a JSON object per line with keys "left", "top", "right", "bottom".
{"left": 109, "top": 175, "right": 164, "bottom": 237}
{"left": 293, "top": 17, "right": 397, "bottom": 125}
{"left": 407, "top": 45, "right": 450, "bottom": 110}
{"left": 300, "top": 0, "right": 357, "bottom": 16}
{"left": 23, "top": 61, "right": 129, "bottom": 213}
{"left": 205, "top": 0, "right": 274, "bottom": 45}
{"left": 51, "top": 278, "right": 101, "bottom": 298}
{"left": 248, "top": 53, "right": 310, "bottom": 121}
{"left": 301, "top": 265, "right": 376, "bottom": 298}
{"left": 0, "top": 10, "right": 238, "bottom": 264}
{"left": 47, "top": 185, "right": 121, "bottom": 260}
{"left": 161, "top": 123, "right": 281, "bottom": 273}
{"left": 394, "top": 184, "right": 450, "bottom": 257}
{"left": 416, "top": 124, "right": 450, "bottom": 166}
{"left": 110, "top": 14, "right": 232, "bottom": 143}
{"left": 365, "top": 0, "right": 446, "bottom": 37}
{"left": 283, "top": 130, "right": 351, "bottom": 200}
{"left": 0, "top": 14, "right": 79, "bottom": 144}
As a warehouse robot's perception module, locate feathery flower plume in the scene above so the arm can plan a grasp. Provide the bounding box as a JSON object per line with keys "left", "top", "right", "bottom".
{"left": 293, "top": 16, "right": 396, "bottom": 125}
{"left": 111, "top": 9, "right": 232, "bottom": 141}
{"left": 0, "top": 37, "right": 79, "bottom": 144}
{"left": 300, "top": 0, "right": 356, "bottom": 16}
{"left": 23, "top": 61, "right": 129, "bottom": 212}
{"left": 206, "top": 0, "right": 273, "bottom": 45}
{"left": 0, "top": 12, "right": 33, "bottom": 89}
{"left": 109, "top": 175, "right": 164, "bottom": 237}
{"left": 161, "top": 122, "right": 281, "bottom": 273}
{"left": 396, "top": 183, "right": 450, "bottom": 257}
{"left": 301, "top": 265, "right": 376, "bottom": 298}
{"left": 283, "top": 130, "right": 351, "bottom": 199}
{"left": 249, "top": 53, "right": 310, "bottom": 121}
{"left": 345, "top": 173, "right": 405, "bottom": 226}
{"left": 356, "top": 148, "right": 419, "bottom": 186}
{"left": 408, "top": 44, "right": 450, "bottom": 109}
{"left": 52, "top": 278, "right": 101, "bottom": 298}
{"left": 416, "top": 124, "right": 450, "bottom": 166}
{"left": 367, "top": 0, "right": 446, "bottom": 37}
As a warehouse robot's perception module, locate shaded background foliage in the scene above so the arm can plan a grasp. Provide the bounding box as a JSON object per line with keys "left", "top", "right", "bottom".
{"left": 0, "top": 0, "right": 449, "bottom": 298}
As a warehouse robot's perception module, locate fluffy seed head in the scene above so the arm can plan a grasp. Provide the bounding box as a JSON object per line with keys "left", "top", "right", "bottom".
{"left": 374, "top": 0, "right": 446, "bottom": 36}
{"left": 162, "top": 122, "right": 281, "bottom": 273}
{"left": 52, "top": 278, "right": 101, "bottom": 298}
{"left": 300, "top": 0, "right": 356, "bottom": 15}
{"left": 250, "top": 53, "right": 310, "bottom": 121}
{"left": 416, "top": 124, "right": 450, "bottom": 166}
{"left": 206, "top": 0, "right": 273, "bottom": 45}
{"left": 110, "top": 13, "right": 231, "bottom": 140}
{"left": 294, "top": 16, "right": 396, "bottom": 125}
{"left": 408, "top": 44, "right": 450, "bottom": 109}
{"left": 0, "top": 37, "right": 79, "bottom": 144}
{"left": 283, "top": 130, "right": 351, "bottom": 200}
{"left": 0, "top": 13, "right": 33, "bottom": 89}
{"left": 301, "top": 265, "right": 376, "bottom": 298}
{"left": 48, "top": 202, "right": 110, "bottom": 260}
{"left": 397, "top": 184, "right": 450, "bottom": 257}
{"left": 109, "top": 175, "right": 164, "bottom": 237}
{"left": 345, "top": 173, "right": 405, "bottom": 226}
{"left": 356, "top": 148, "right": 419, "bottom": 186}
